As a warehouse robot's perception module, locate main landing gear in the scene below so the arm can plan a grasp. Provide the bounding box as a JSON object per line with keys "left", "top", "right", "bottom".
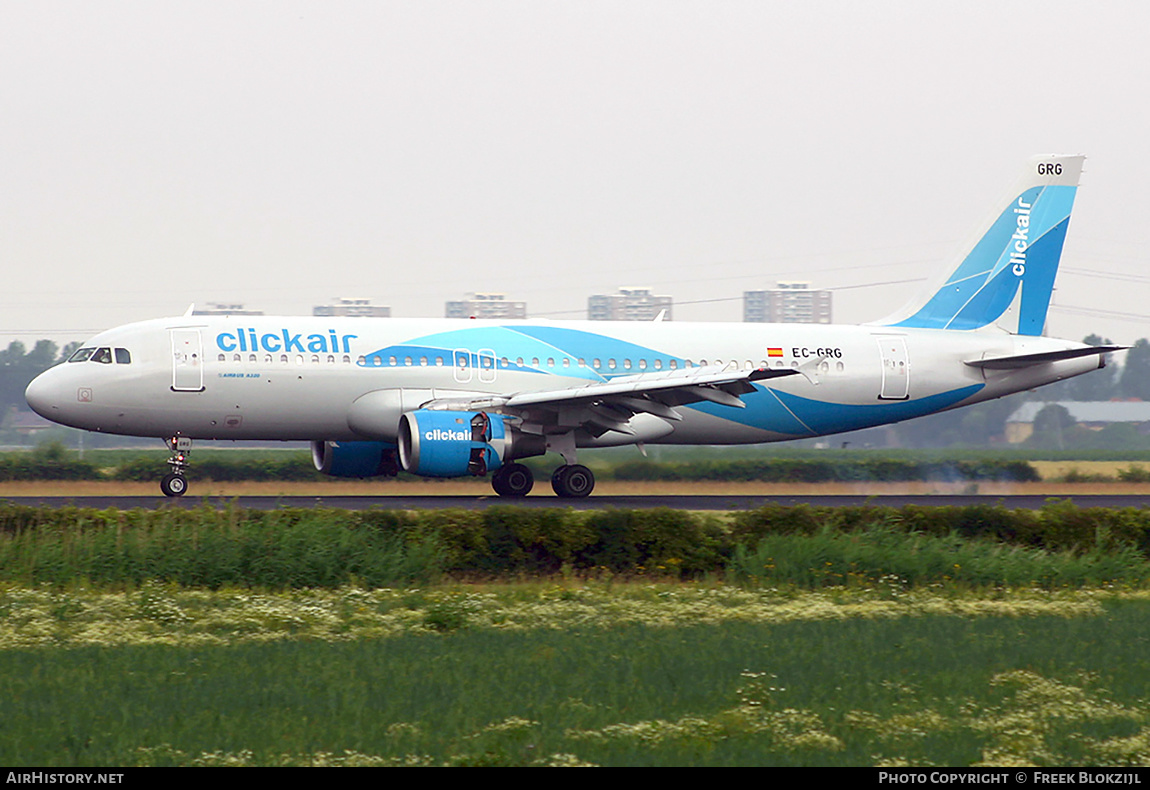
{"left": 160, "top": 436, "right": 192, "bottom": 497}
{"left": 489, "top": 462, "right": 595, "bottom": 499}
{"left": 551, "top": 464, "right": 594, "bottom": 498}
{"left": 491, "top": 463, "right": 534, "bottom": 497}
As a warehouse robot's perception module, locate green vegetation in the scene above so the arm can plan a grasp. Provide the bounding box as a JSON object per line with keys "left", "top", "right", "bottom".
{"left": 2, "top": 584, "right": 1150, "bottom": 766}
{"left": 19, "top": 436, "right": 1150, "bottom": 487}
{"left": 3, "top": 501, "right": 1150, "bottom": 589}
{"left": 0, "top": 443, "right": 1094, "bottom": 483}
{"left": 18, "top": 442, "right": 1150, "bottom": 484}
{"left": 5, "top": 501, "right": 1150, "bottom": 766}
{"left": 609, "top": 456, "right": 1039, "bottom": 482}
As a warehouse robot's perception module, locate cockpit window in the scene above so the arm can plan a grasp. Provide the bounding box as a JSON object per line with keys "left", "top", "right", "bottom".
{"left": 68, "top": 346, "right": 132, "bottom": 364}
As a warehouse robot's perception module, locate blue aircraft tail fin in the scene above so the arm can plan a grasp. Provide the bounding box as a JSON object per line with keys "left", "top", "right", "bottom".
{"left": 878, "top": 154, "right": 1084, "bottom": 336}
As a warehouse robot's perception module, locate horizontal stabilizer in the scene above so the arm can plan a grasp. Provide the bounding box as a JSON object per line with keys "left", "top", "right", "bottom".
{"left": 965, "top": 345, "right": 1126, "bottom": 370}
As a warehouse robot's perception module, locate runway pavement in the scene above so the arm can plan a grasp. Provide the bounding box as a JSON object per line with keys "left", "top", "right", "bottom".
{"left": 3, "top": 493, "right": 1150, "bottom": 510}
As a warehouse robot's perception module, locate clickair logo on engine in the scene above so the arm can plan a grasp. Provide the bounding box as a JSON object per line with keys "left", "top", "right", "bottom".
{"left": 425, "top": 429, "right": 470, "bottom": 441}
{"left": 215, "top": 329, "right": 358, "bottom": 354}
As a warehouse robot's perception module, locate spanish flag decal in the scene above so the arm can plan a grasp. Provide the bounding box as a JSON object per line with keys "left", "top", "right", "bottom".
{"left": 767, "top": 348, "right": 784, "bottom": 357}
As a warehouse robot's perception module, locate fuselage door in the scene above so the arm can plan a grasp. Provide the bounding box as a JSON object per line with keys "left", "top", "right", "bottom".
{"left": 171, "top": 329, "right": 205, "bottom": 392}
{"left": 876, "top": 336, "right": 910, "bottom": 400}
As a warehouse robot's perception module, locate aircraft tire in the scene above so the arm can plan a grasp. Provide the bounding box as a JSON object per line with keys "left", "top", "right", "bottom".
{"left": 492, "top": 463, "right": 534, "bottom": 498}
{"left": 160, "top": 473, "right": 188, "bottom": 498}
{"left": 551, "top": 464, "right": 594, "bottom": 498}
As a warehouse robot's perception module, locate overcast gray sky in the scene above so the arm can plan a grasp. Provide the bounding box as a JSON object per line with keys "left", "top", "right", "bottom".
{"left": 3, "top": 0, "right": 1148, "bottom": 350}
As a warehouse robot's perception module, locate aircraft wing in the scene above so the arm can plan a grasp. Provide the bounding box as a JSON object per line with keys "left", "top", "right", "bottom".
{"left": 420, "top": 366, "right": 799, "bottom": 437}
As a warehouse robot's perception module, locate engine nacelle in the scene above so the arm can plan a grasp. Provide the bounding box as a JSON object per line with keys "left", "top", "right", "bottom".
{"left": 311, "top": 440, "right": 399, "bottom": 478}
{"left": 398, "top": 410, "right": 509, "bottom": 478}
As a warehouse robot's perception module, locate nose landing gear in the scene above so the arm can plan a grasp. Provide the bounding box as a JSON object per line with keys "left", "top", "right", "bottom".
{"left": 161, "top": 436, "right": 192, "bottom": 497}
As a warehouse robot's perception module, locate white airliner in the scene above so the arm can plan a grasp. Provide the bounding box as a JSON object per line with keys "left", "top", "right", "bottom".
{"left": 25, "top": 155, "right": 1121, "bottom": 498}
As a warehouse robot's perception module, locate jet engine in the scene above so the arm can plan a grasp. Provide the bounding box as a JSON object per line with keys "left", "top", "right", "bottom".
{"left": 311, "top": 440, "right": 399, "bottom": 478}
{"left": 398, "top": 410, "right": 513, "bottom": 478}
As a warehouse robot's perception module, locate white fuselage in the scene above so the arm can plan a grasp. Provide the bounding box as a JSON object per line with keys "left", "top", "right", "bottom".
{"left": 25, "top": 315, "right": 1101, "bottom": 446}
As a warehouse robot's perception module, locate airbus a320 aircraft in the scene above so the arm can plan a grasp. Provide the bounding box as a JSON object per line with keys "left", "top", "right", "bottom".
{"left": 25, "top": 155, "right": 1122, "bottom": 498}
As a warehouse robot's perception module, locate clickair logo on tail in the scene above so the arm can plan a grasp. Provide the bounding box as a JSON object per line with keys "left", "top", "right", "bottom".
{"left": 1010, "top": 198, "right": 1032, "bottom": 277}
{"left": 215, "top": 329, "right": 358, "bottom": 354}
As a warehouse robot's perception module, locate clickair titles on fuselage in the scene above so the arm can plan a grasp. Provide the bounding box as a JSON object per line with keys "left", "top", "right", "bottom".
{"left": 215, "top": 329, "right": 359, "bottom": 355}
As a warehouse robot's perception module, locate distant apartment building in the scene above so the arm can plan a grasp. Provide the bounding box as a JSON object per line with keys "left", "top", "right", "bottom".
{"left": 445, "top": 292, "right": 527, "bottom": 320}
{"left": 313, "top": 297, "right": 391, "bottom": 318}
{"left": 588, "top": 287, "right": 673, "bottom": 321}
{"left": 743, "top": 281, "right": 832, "bottom": 324}
{"left": 191, "top": 303, "right": 264, "bottom": 316}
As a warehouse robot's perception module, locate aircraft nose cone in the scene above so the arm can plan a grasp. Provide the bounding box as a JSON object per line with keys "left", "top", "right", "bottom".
{"left": 25, "top": 370, "right": 59, "bottom": 420}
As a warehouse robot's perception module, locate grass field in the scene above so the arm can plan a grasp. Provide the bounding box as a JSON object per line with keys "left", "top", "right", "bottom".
{"left": 2, "top": 582, "right": 1150, "bottom": 767}
{"left": 6, "top": 497, "right": 1150, "bottom": 767}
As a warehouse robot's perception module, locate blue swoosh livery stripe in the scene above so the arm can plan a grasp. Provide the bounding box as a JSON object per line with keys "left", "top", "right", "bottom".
{"left": 690, "top": 383, "right": 985, "bottom": 437}
{"left": 358, "top": 325, "right": 687, "bottom": 381}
